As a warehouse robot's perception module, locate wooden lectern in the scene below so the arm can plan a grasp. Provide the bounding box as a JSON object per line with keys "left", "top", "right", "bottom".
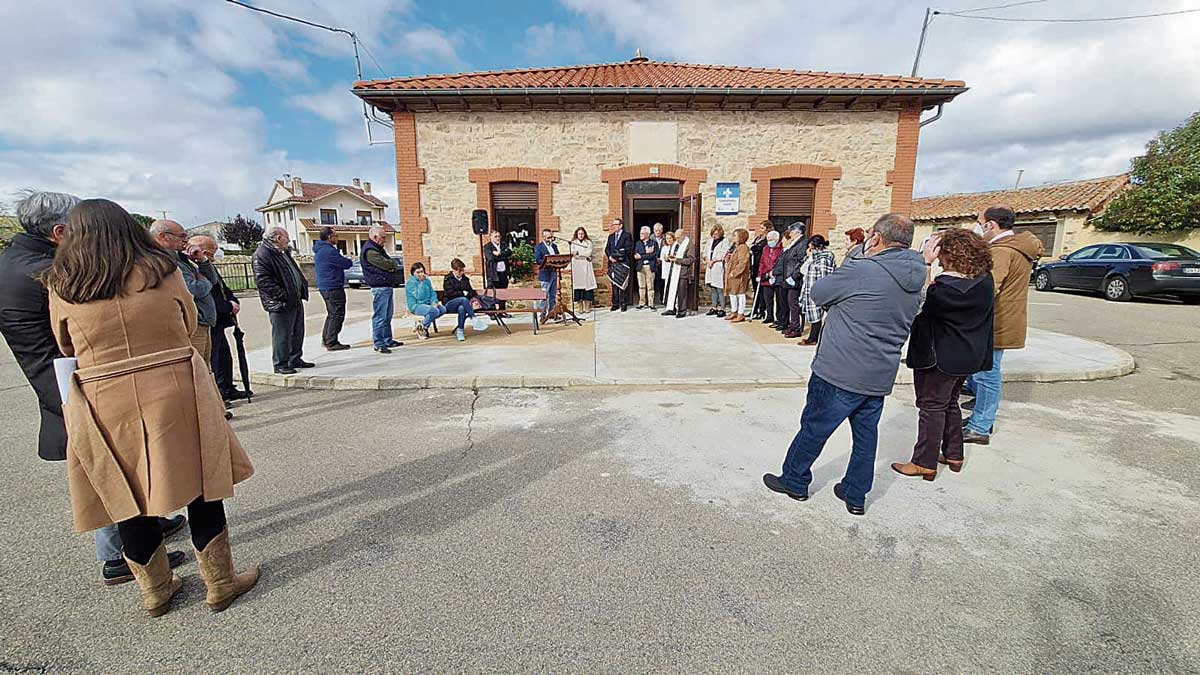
{"left": 540, "top": 253, "right": 583, "bottom": 327}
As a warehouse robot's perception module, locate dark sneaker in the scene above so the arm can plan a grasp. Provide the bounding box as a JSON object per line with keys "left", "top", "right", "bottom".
{"left": 387, "top": 340, "right": 404, "bottom": 348}
{"left": 962, "top": 430, "right": 990, "bottom": 445}
{"left": 325, "top": 343, "right": 351, "bottom": 352}
{"left": 158, "top": 515, "right": 187, "bottom": 540}
{"left": 274, "top": 367, "right": 297, "bottom": 375}
{"left": 662, "top": 309, "right": 676, "bottom": 316}
{"left": 374, "top": 346, "right": 391, "bottom": 354}
{"left": 762, "top": 473, "right": 808, "bottom": 501}
{"left": 833, "top": 482, "right": 866, "bottom": 516}
{"left": 961, "top": 397, "right": 976, "bottom": 411}
{"left": 292, "top": 360, "right": 316, "bottom": 369}
{"left": 224, "top": 410, "right": 234, "bottom": 420}
{"left": 103, "top": 551, "right": 187, "bottom": 586}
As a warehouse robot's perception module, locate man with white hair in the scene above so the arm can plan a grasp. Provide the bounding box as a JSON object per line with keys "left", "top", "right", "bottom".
{"left": 189, "top": 235, "right": 244, "bottom": 402}
{"left": 360, "top": 224, "right": 403, "bottom": 353}
{"left": 252, "top": 226, "right": 311, "bottom": 374}
{"left": 0, "top": 190, "right": 186, "bottom": 584}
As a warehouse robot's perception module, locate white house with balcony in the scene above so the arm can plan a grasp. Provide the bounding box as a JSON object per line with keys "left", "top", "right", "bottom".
{"left": 256, "top": 175, "right": 397, "bottom": 256}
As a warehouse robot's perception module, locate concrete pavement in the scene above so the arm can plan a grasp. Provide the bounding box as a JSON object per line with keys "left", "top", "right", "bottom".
{"left": 243, "top": 298, "right": 1134, "bottom": 390}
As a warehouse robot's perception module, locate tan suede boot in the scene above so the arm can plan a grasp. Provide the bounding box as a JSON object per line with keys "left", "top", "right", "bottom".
{"left": 125, "top": 545, "right": 183, "bottom": 618}
{"left": 194, "top": 529, "right": 260, "bottom": 613}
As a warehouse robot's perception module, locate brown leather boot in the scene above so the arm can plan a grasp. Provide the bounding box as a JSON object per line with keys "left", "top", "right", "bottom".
{"left": 730, "top": 314, "right": 745, "bottom": 323}
{"left": 125, "top": 545, "right": 183, "bottom": 618}
{"left": 937, "top": 454, "right": 965, "bottom": 472}
{"left": 194, "top": 529, "right": 260, "bottom": 613}
{"left": 891, "top": 461, "right": 937, "bottom": 481}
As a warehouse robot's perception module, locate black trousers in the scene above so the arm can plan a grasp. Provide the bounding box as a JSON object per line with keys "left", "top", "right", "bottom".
{"left": 320, "top": 288, "right": 346, "bottom": 347}
{"left": 758, "top": 285, "right": 778, "bottom": 322}
{"left": 490, "top": 275, "right": 509, "bottom": 310}
{"left": 210, "top": 325, "right": 235, "bottom": 395}
{"left": 610, "top": 281, "right": 629, "bottom": 309}
{"left": 786, "top": 287, "right": 805, "bottom": 332}
{"left": 269, "top": 304, "right": 305, "bottom": 369}
{"left": 911, "top": 368, "right": 967, "bottom": 470}
{"left": 118, "top": 497, "right": 226, "bottom": 565}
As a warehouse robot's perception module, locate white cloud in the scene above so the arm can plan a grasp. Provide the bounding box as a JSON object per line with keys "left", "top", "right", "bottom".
{"left": 0, "top": 0, "right": 427, "bottom": 225}
{"left": 562, "top": 0, "right": 1200, "bottom": 196}
{"left": 524, "top": 22, "right": 588, "bottom": 63}
{"left": 397, "top": 27, "right": 465, "bottom": 68}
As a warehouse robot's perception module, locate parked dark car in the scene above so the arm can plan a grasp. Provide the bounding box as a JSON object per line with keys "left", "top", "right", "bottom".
{"left": 1034, "top": 242, "right": 1200, "bottom": 303}
{"left": 344, "top": 254, "right": 405, "bottom": 288}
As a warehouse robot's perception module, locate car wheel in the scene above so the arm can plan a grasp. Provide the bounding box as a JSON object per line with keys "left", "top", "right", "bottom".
{"left": 1034, "top": 270, "right": 1053, "bottom": 292}
{"left": 1103, "top": 275, "right": 1131, "bottom": 302}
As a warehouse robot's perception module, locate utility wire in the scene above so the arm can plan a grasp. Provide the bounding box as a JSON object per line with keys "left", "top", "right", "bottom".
{"left": 223, "top": 0, "right": 353, "bottom": 37}
{"left": 359, "top": 40, "right": 390, "bottom": 79}
{"left": 935, "top": 7, "right": 1200, "bottom": 22}
{"left": 952, "top": 0, "right": 1046, "bottom": 14}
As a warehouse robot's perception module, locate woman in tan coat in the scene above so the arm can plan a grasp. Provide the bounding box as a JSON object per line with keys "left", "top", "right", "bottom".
{"left": 723, "top": 228, "right": 752, "bottom": 322}
{"left": 45, "top": 199, "right": 258, "bottom": 617}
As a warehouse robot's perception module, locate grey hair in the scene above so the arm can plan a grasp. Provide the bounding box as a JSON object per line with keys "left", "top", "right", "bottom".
{"left": 263, "top": 225, "right": 288, "bottom": 243}
{"left": 872, "top": 213, "right": 915, "bottom": 248}
{"left": 787, "top": 222, "right": 805, "bottom": 235}
{"left": 15, "top": 190, "right": 80, "bottom": 238}
{"left": 640, "top": 226, "right": 652, "bottom": 236}
{"left": 368, "top": 224, "right": 387, "bottom": 239}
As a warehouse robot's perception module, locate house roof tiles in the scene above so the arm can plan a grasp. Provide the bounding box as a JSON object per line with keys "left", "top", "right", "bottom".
{"left": 264, "top": 181, "right": 387, "bottom": 209}
{"left": 911, "top": 174, "right": 1131, "bottom": 221}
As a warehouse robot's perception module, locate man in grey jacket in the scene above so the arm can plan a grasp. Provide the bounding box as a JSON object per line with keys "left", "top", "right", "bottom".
{"left": 763, "top": 213, "right": 926, "bottom": 515}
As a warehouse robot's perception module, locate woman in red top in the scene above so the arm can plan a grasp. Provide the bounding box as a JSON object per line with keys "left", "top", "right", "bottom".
{"left": 756, "top": 230, "right": 784, "bottom": 325}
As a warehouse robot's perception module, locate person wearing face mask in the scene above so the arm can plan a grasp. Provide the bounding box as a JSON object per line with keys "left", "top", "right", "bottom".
{"left": 756, "top": 229, "right": 784, "bottom": 325}
{"left": 748, "top": 222, "right": 770, "bottom": 319}
{"left": 723, "top": 227, "right": 752, "bottom": 322}
{"left": 190, "top": 235, "right": 243, "bottom": 403}
{"left": 961, "top": 205, "right": 1044, "bottom": 445}
{"left": 763, "top": 213, "right": 927, "bottom": 516}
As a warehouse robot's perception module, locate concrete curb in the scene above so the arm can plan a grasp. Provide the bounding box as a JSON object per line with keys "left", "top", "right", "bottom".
{"left": 250, "top": 349, "right": 1136, "bottom": 391}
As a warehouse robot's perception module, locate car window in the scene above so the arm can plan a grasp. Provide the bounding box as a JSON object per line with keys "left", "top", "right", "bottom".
{"left": 1067, "top": 246, "right": 1100, "bottom": 261}
{"left": 1130, "top": 244, "right": 1200, "bottom": 259}
{"left": 1095, "top": 245, "right": 1129, "bottom": 260}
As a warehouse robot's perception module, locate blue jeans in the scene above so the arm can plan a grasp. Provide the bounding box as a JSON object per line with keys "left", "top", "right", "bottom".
{"left": 965, "top": 349, "right": 1004, "bottom": 435}
{"left": 710, "top": 284, "right": 725, "bottom": 308}
{"left": 412, "top": 303, "right": 446, "bottom": 328}
{"left": 370, "top": 287, "right": 394, "bottom": 348}
{"left": 779, "top": 373, "right": 885, "bottom": 508}
{"left": 539, "top": 276, "right": 558, "bottom": 317}
{"left": 94, "top": 523, "right": 122, "bottom": 562}
{"left": 444, "top": 297, "right": 475, "bottom": 330}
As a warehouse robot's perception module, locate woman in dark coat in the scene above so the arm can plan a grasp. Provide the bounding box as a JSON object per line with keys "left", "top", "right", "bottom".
{"left": 893, "top": 229, "right": 995, "bottom": 480}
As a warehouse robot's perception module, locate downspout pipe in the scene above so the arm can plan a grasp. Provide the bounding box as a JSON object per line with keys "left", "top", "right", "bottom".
{"left": 919, "top": 103, "right": 944, "bottom": 127}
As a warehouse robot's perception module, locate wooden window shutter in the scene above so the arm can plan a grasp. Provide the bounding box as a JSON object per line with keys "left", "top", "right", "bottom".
{"left": 491, "top": 182, "right": 538, "bottom": 210}
{"left": 769, "top": 178, "right": 816, "bottom": 217}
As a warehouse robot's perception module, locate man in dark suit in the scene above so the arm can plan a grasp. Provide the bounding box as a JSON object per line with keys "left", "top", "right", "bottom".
{"left": 604, "top": 218, "right": 633, "bottom": 311}
{"left": 671, "top": 228, "right": 697, "bottom": 318}
{"left": 483, "top": 229, "right": 512, "bottom": 313}
{"left": 533, "top": 228, "right": 561, "bottom": 323}
{"left": 190, "top": 235, "right": 244, "bottom": 402}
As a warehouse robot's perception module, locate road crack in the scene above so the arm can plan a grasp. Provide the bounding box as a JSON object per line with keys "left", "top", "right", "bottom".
{"left": 460, "top": 385, "right": 480, "bottom": 459}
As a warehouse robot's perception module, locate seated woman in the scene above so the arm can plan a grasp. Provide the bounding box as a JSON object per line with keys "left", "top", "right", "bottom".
{"left": 405, "top": 262, "right": 445, "bottom": 340}
{"left": 442, "top": 258, "right": 483, "bottom": 342}
{"left": 893, "top": 229, "right": 995, "bottom": 481}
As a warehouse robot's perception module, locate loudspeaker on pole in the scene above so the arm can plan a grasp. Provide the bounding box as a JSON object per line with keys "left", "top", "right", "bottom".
{"left": 472, "top": 209, "right": 489, "bottom": 235}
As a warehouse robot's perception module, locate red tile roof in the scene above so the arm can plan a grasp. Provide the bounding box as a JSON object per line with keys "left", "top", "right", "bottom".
{"left": 354, "top": 60, "right": 966, "bottom": 92}
{"left": 267, "top": 181, "right": 387, "bottom": 209}
{"left": 911, "top": 174, "right": 1131, "bottom": 221}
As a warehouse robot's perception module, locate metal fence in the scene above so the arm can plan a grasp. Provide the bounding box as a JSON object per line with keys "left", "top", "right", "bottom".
{"left": 215, "top": 262, "right": 256, "bottom": 292}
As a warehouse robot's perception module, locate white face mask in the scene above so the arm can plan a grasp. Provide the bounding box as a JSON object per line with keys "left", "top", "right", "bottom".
{"left": 973, "top": 223, "right": 986, "bottom": 237}
{"left": 214, "top": 249, "right": 225, "bottom": 262}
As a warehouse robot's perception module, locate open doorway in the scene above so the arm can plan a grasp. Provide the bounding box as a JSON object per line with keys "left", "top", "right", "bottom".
{"left": 623, "top": 180, "right": 681, "bottom": 306}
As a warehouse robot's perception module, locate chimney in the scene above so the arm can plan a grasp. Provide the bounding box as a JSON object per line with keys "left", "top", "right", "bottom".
{"left": 291, "top": 176, "right": 302, "bottom": 194}
{"left": 352, "top": 178, "right": 361, "bottom": 188}
{"left": 363, "top": 181, "right": 372, "bottom": 194}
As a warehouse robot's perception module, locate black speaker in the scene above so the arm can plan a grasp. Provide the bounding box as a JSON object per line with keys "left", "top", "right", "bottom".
{"left": 471, "top": 209, "right": 489, "bottom": 235}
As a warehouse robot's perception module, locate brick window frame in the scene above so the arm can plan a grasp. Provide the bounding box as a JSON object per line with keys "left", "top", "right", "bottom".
{"left": 467, "top": 167, "right": 561, "bottom": 273}
{"left": 600, "top": 163, "right": 708, "bottom": 228}
{"left": 749, "top": 164, "right": 843, "bottom": 237}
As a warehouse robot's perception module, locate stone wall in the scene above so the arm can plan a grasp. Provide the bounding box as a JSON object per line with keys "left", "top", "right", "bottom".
{"left": 413, "top": 109, "right": 901, "bottom": 273}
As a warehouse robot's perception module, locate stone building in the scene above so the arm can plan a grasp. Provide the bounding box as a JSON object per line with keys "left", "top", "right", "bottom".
{"left": 911, "top": 174, "right": 1131, "bottom": 257}
{"left": 353, "top": 55, "right": 966, "bottom": 289}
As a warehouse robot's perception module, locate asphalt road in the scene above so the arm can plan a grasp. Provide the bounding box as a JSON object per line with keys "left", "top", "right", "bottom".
{"left": 1, "top": 288, "right": 1198, "bottom": 673}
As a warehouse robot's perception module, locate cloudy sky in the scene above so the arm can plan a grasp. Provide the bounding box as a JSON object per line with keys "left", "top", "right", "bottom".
{"left": 1, "top": 0, "right": 1196, "bottom": 225}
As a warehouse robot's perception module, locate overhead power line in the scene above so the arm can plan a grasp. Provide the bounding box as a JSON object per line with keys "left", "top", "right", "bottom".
{"left": 935, "top": 7, "right": 1200, "bottom": 22}
{"left": 953, "top": 0, "right": 1046, "bottom": 15}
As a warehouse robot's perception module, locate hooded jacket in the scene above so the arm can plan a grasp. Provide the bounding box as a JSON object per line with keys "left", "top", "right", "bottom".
{"left": 990, "top": 230, "right": 1044, "bottom": 349}
{"left": 906, "top": 274, "right": 994, "bottom": 375}
{"left": 810, "top": 247, "right": 927, "bottom": 396}
{"left": 312, "top": 239, "right": 352, "bottom": 292}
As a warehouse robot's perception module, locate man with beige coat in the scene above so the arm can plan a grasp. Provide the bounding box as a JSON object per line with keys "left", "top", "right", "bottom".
{"left": 963, "top": 205, "right": 1045, "bottom": 444}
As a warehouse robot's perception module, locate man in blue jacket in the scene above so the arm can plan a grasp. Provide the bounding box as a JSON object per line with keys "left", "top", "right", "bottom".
{"left": 762, "top": 213, "right": 926, "bottom": 516}
{"left": 534, "top": 228, "right": 561, "bottom": 323}
{"left": 312, "top": 227, "right": 353, "bottom": 351}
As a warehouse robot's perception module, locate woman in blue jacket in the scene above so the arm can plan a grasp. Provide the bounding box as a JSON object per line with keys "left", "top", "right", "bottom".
{"left": 405, "top": 262, "right": 444, "bottom": 340}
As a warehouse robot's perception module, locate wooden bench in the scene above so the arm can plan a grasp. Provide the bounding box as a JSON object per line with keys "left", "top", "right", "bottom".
{"left": 426, "top": 287, "right": 549, "bottom": 335}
